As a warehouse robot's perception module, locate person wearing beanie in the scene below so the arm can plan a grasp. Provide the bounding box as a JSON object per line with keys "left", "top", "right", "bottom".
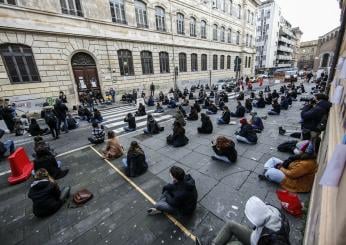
{"left": 235, "top": 118, "right": 258, "bottom": 144}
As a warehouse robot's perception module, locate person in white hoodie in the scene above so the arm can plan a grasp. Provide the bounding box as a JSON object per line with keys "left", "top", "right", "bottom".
{"left": 211, "top": 196, "right": 290, "bottom": 245}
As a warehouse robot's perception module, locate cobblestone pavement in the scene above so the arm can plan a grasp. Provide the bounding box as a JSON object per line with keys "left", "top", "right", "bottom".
{"left": 0, "top": 81, "right": 311, "bottom": 245}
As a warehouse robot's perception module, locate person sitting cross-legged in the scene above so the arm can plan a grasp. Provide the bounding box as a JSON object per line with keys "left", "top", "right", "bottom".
{"left": 102, "top": 131, "right": 124, "bottom": 160}
{"left": 250, "top": 112, "right": 264, "bottom": 133}
{"left": 206, "top": 102, "right": 218, "bottom": 115}
{"left": 122, "top": 141, "right": 148, "bottom": 177}
{"left": 268, "top": 99, "right": 281, "bottom": 115}
{"left": 147, "top": 166, "right": 197, "bottom": 216}
{"left": 167, "top": 98, "right": 177, "bottom": 109}
{"left": 245, "top": 98, "right": 252, "bottom": 113}
{"left": 187, "top": 106, "right": 199, "bottom": 121}
{"left": 211, "top": 136, "right": 237, "bottom": 163}
{"left": 253, "top": 94, "right": 266, "bottom": 108}
{"left": 236, "top": 118, "right": 258, "bottom": 144}
{"left": 197, "top": 113, "right": 213, "bottom": 134}
{"left": 166, "top": 121, "right": 189, "bottom": 147}
{"left": 135, "top": 103, "right": 146, "bottom": 116}
{"left": 124, "top": 113, "right": 136, "bottom": 132}
{"left": 154, "top": 102, "right": 164, "bottom": 113}
{"left": 92, "top": 109, "right": 103, "bottom": 123}
{"left": 218, "top": 106, "right": 231, "bottom": 125}
{"left": 88, "top": 122, "right": 105, "bottom": 144}
{"left": 174, "top": 109, "right": 186, "bottom": 126}
{"left": 144, "top": 114, "right": 164, "bottom": 134}
{"left": 29, "top": 118, "right": 49, "bottom": 136}
{"left": 193, "top": 100, "right": 201, "bottom": 113}
{"left": 230, "top": 101, "right": 246, "bottom": 118}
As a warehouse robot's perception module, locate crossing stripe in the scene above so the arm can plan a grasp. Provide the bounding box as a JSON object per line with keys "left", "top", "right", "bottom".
{"left": 103, "top": 109, "right": 156, "bottom": 128}
{"left": 101, "top": 105, "right": 136, "bottom": 115}
{"left": 102, "top": 108, "right": 138, "bottom": 121}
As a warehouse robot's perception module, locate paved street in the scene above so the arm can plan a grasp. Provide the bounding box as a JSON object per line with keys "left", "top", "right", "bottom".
{"left": 0, "top": 81, "right": 310, "bottom": 245}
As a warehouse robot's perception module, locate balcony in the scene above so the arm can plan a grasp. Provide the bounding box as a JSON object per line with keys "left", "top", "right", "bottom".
{"left": 277, "top": 63, "right": 292, "bottom": 68}
{"left": 280, "top": 27, "right": 294, "bottom": 37}
{"left": 277, "top": 55, "right": 292, "bottom": 60}
{"left": 277, "top": 45, "right": 293, "bottom": 53}
{"left": 279, "top": 36, "right": 294, "bottom": 45}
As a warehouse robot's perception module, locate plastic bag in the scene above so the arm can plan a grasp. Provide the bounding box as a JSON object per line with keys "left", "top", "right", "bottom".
{"left": 276, "top": 189, "right": 302, "bottom": 217}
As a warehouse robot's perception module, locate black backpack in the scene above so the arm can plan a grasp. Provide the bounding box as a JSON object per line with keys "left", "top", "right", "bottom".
{"left": 45, "top": 111, "right": 57, "bottom": 125}
{"left": 277, "top": 141, "right": 298, "bottom": 153}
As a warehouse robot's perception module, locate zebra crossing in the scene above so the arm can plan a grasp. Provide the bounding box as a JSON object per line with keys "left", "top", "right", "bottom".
{"left": 100, "top": 105, "right": 173, "bottom": 134}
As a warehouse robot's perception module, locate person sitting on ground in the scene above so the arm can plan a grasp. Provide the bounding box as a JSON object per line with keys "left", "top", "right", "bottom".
{"left": 187, "top": 106, "right": 199, "bottom": 121}
{"left": 92, "top": 109, "right": 103, "bottom": 123}
{"left": 33, "top": 144, "right": 69, "bottom": 179}
{"left": 218, "top": 98, "right": 225, "bottom": 111}
{"left": 197, "top": 113, "right": 213, "bottom": 134}
{"left": 167, "top": 121, "right": 189, "bottom": 147}
{"left": 209, "top": 90, "right": 215, "bottom": 98}
{"left": 78, "top": 106, "right": 92, "bottom": 122}
{"left": 154, "top": 102, "right": 164, "bottom": 113}
{"left": 167, "top": 98, "right": 177, "bottom": 108}
{"left": 14, "top": 118, "right": 25, "bottom": 136}
{"left": 122, "top": 141, "right": 148, "bottom": 177}
{"left": 181, "top": 97, "right": 189, "bottom": 106}
{"left": 250, "top": 112, "right": 264, "bottom": 133}
{"left": 272, "top": 89, "right": 279, "bottom": 100}
{"left": 88, "top": 122, "right": 105, "bottom": 144}
{"left": 146, "top": 96, "right": 155, "bottom": 107}
{"left": 230, "top": 101, "right": 246, "bottom": 118}
{"left": 124, "top": 113, "right": 136, "bottom": 132}
{"left": 236, "top": 91, "right": 244, "bottom": 101}
{"left": 66, "top": 114, "right": 79, "bottom": 130}
{"left": 28, "top": 168, "right": 70, "bottom": 218}
{"left": 135, "top": 103, "right": 146, "bottom": 116}
{"left": 147, "top": 166, "right": 197, "bottom": 216}
{"left": 280, "top": 96, "right": 289, "bottom": 110}
{"left": 254, "top": 94, "right": 266, "bottom": 108}
{"left": 211, "top": 196, "right": 290, "bottom": 245}
{"left": 218, "top": 106, "right": 231, "bottom": 125}
{"left": 174, "top": 109, "right": 186, "bottom": 126}
{"left": 259, "top": 153, "right": 317, "bottom": 193}
{"left": 20, "top": 114, "right": 30, "bottom": 131}
{"left": 102, "top": 131, "right": 124, "bottom": 160}
{"left": 162, "top": 95, "right": 169, "bottom": 105}
{"left": 206, "top": 102, "right": 218, "bottom": 115}
{"left": 268, "top": 99, "right": 281, "bottom": 115}
{"left": 202, "top": 98, "right": 211, "bottom": 109}
{"left": 245, "top": 98, "right": 252, "bottom": 113}
{"left": 211, "top": 136, "right": 237, "bottom": 163}
{"left": 178, "top": 105, "right": 187, "bottom": 117}
{"left": 265, "top": 92, "right": 273, "bottom": 105}
{"left": 193, "top": 100, "right": 201, "bottom": 113}
{"left": 0, "top": 129, "right": 15, "bottom": 158}
{"left": 189, "top": 91, "right": 194, "bottom": 100}
{"left": 236, "top": 118, "right": 258, "bottom": 144}
{"left": 29, "top": 118, "right": 49, "bottom": 136}
{"left": 144, "top": 114, "right": 164, "bottom": 134}
{"left": 33, "top": 136, "right": 56, "bottom": 158}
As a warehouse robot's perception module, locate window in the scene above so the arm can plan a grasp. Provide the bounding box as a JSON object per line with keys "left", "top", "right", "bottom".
{"left": 159, "top": 52, "right": 169, "bottom": 73}
{"left": 220, "top": 55, "right": 225, "bottom": 69}
{"left": 179, "top": 53, "right": 187, "bottom": 72}
{"left": 229, "top": 0, "right": 232, "bottom": 15}
{"left": 155, "top": 7, "right": 166, "bottom": 31}
{"left": 248, "top": 57, "right": 251, "bottom": 68}
{"left": 201, "top": 54, "right": 207, "bottom": 71}
{"left": 0, "top": 44, "right": 40, "bottom": 83}
{"left": 227, "top": 29, "right": 232, "bottom": 43}
{"left": 201, "top": 20, "right": 207, "bottom": 39}
{"left": 236, "top": 31, "right": 240, "bottom": 45}
{"left": 110, "top": 0, "right": 126, "bottom": 24}
{"left": 247, "top": 10, "right": 250, "bottom": 23}
{"left": 118, "top": 49, "right": 134, "bottom": 76}
{"left": 60, "top": 0, "right": 83, "bottom": 16}
{"left": 249, "top": 35, "right": 252, "bottom": 47}
{"left": 213, "top": 24, "right": 218, "bottom": 41}
{"left": 251, "top": 12, "right": 254, "bottom": 25}
{"left": 245, "top": 56, "right": 248, "bottom": 68}
{"left": 177, "top": 13, "right": 185, "bottom": 34}
{"left": 220, "top": 27, "right": 225, "bottom": 42}
{"left": 190, "top": 17, "right": 197, "bottom": 37}
{"left": 0, "top": 0, "right": 16, "bottom": 4}
{"left": 140, "top": 51, "right": 153, "bottom": 74}
{"left": 213, "top": 55, "right": 218, "bottom": 70}
{"left": 191, "top": 53, "right": 198, "bottom": 72}
{"left": 218, "top": 0, "right": 225, "bottom": 12}
{"left": 227, "top": 55, "right": 231, "bottom": 69}
{"left": 246, "top": 34, "right": 249, "bottom": 46}
{"left": 135, "top": 0, "right": 148, "bottom": 28}
{"left": 238, "top": 4, "right": 241, "bottom": 19}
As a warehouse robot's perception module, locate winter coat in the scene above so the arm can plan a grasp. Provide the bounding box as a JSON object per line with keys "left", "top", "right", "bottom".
{"left": 245, "top": 196, "right": 290, "bottom": 245}
{"left": 239, "top": 124, "right": 258, "bottom": 143}
{"left": 34, "top": 154, "right": 66, "bottom": 179}
{"left": 54, "top": 102, "right": 68, "bottom": 119}
{"left": 235, "top": 105, "right": 246, "bottom": 117}
{"left": 221, "top": 111, "right": 231, "bottom": 124}
{"left": 167, "top": 126, "right": 189, "bottom": 147}
{"left": 174, "top": 112, "right": 186, "bottom": 126}
{"left": 162, "top": 174, "right": 198, "bottom": 215}
{"left": 147, "top": 118, "right": 161, "bottom": 134}
{"left": 193, "top": 103, "right": 201, "bottom": 113}
{"left": 252, "top": 116, "right": 264, "bottom": 131}
{"left": 103, "top": 138, "right": 123, "bottom": 159}
{"left": 28, "top": 180, "right": 63, "bottom": 217}
{"left": 44, "top": 110, "right": 58, "bottom": 128}
{"left": 124, "top": 115, "right": 136, "bottom": 129}
{"left": 29, "top": 123, "right": 42, "bottom": 136}
{"left": 256, "top": 97, "right": 266, "bottom": 108}
{"left": 198, "top": 116, "right": 213, "bottom": 134}
{"left": 212, "top": 142, "right": 237, "bottom": 162}
{"left": 279, "top": 159, "right": 317, "bottom": 193}
{"left": 280, "top": 99, "right": 289, "bottom": 110}
{"left": 208, "top": 104, "right": 218, "bottom": 113}
{"left": 272, "top": 103, "right": 281, "bottom": 114}
{"left": 301, "top": 101, "right": 331, "bottom": 131}
{"left": 125, "top": 149, "right": 148, "bottom": 177}
{"left": 187, "top": 108, "right": 198, "bottom": 121}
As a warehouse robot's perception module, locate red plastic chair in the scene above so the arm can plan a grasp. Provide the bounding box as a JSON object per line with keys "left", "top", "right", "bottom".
{"left": 7, "top": 147, "right": 33, "bottom": 185}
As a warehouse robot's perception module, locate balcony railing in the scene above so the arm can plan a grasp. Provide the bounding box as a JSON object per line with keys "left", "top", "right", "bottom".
{"left": 277, "top": 55, "right": 293, "bottom": 60}
{"left": 277, "top": 63, "right": 292, "bottom": 68}
{"left": 279, "top": 36, "right": 294, "bottom": 45}
{"left": 277, "top": 45, "right": 293, "bottom": 53}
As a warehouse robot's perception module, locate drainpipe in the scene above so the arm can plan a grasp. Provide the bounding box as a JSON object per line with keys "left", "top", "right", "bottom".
{"left": 169, "top": 0, "right": 177, "bottom": 90}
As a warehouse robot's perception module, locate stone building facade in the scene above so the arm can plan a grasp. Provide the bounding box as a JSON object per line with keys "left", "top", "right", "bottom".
{"left": 0, "top": 0, "right": 259, "bottom": 110}
{"left": 297, "top": 40, "right": 318, "bottom": 71}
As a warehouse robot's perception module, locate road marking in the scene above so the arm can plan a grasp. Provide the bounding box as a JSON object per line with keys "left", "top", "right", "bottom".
{"left": 56, "top": 144, "right": 91, "bottom": 157}
{"left": 0, "top": 170, "right": 11, "bottom": 176}
{"left": 89, "top": 145, "right": 197, "bottom": 242}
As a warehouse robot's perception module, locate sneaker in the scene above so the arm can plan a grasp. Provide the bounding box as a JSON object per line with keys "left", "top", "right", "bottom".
{"left": 211, "top": 156, "right": 218, "bottom": 161}
{"left": 147, "top": 208, "right": 162, "bottom": 215}
{"left": 279, "top": 127, "right": 286, "bottom": 135}
{"left": 258, "top": 174, "right": 266, "bottom": 181}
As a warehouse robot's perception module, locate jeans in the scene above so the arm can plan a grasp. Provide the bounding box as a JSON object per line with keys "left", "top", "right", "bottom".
{"left": 236, "top": 135, "right": 255, "bottom": 145}
{"left": 268, "top": 110, "right": 279, "bottom": 115}
{"left": 213, "top": 154, "right": 231, "bottom": 163}
{"left": 206, "top": 110, "right": 217, "bottom": 115}
{"left": 212, "top": 221, "right": 252, "bottom": 245}
{"left": 49, "top": 125, "right": 59, "bottom": 138}
{"left": 154, "top": 192, "right": 178, "bottom": 215}
{"left": 124, "top": 127, "right": 136, "bottom": 132}
{"left": 3, "top": 140, "right": 15, "bottom": 156}
{"left": 217, "top": 118, "right": 226, "bottom": 125}
{"left": 264, "top": 157, "right": 285, "bottom": 183}
{"left": 143, "top": 128, "right": 149, "bottom": 134}
{"left": 58, "top": 118, "right": 68, "bottom": 132}
{"left": 122, "top": 158, "right": 128, "bottom": 168}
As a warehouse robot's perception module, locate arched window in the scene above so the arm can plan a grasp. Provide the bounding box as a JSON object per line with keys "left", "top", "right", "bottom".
{"left": 134, "top": 0, "right": 148, "bottom": 28}
{"left": 247, "top": 9, "right": 250, "bottom": 23}
{"left": 321, "top": 53, "right": 330, "bottom": 68}
{"left": 227, "top": 55, "right": 231, "bottom": 69}
{"left": 159, "top": 52, "right": 170, "bottom": 73}
{"left": 60, "top": 0, "right": 83, "bottom": 16}
{"left": 0, "top": 0, "right": 16, "bottom": 5}
{"left": 0, "top": 43, "right": 40, "bottom": 83}
{"left": 220, "top": 55, "right": 225, "bottom": 69}
{"left": 190, "top": 17, "right": 197, "bottom": 37}
{"left": 191, "top": 53, "right": 198, "bottom": 72}
{"left": 213, "top": 54, "right": 218, "bottom": 70}
{"left": 117, "top": 49, "right": 134, "bottom": 76}
{"left": 201, "top": 20, "right": 207, "bottom": 39}
{"left": 141, "top": 51, "right": 153, "bottom": 74}
{"left": 110, "top": 0, "right": 126, "bottom": 24}
{"left": 251, "top": 12, "right": 254, "bottom": 25}
{"left": 236, "top": 31, "right": 240, "bottom": 45}
{"left": 179, "top": 53, "right": 187, "bottom": 72}
{"left": 238, "top": 4, "right": 241, "bottom": 19}
{"left": 201, "top": 54, "right": 207, "bottom": 71}
{"left": 213, "top": 24, "right": 218, "bottom": 41}
{"left": 227, "top": 28, "right": 232, "bottom": 43}
{"left": 155, "top": 7, "right": 166, "bottom": 31}
{"left": 229, "top": 0, "right": 233, "bottom": 15}
{"left": 220, "top": 27, "right": 225, "bottom": 42}
{"left": 177, "top": 13, "right": 185, "bottom": 34}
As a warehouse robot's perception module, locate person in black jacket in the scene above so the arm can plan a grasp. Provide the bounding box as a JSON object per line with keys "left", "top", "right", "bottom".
{"left": 28, "top": 118, "right": 49, "bottom": 136}
{"left": 271, "top": 89, "right": 279, "bottom": 100}
{"left": 135, "top": 103, "right": 146, "bottom": 116}
{"left": 206, "top": 102, "right": 218, "bottom": 115}
{"left": 198, "top": 113, "right": 213, "bottom": 134}
{"left": 280, "top": 96, "right": 289, "bottom": 110}
{"left": 218, "top": 106, "right": 231, "bottom": 124}
{"left": 187, "top": 106, "right": 199, "bottom": 121}
{"left": 211, "top": 136, "right": 237, "bottom": 163}
{"left": 124, "top": 113, "right": 136, "bottom": 132}
{"left": 144, "top": 114, "right": 163, "bottom": 134}
{"left": 147, "top": 166, "right": 197, "bottom": 215}
{"left": 122, "top": 141, "right": 148, "bottom": 177}
{"left": 253, "top": 94, "right": 266, "bottom": 108}
{"left": 265, "top": 93, "right": 272, "bottom": 105}
{"left": 167, "top": 121, "right": 189, "bottom": 147}
{"left": 92, "top": 109, "right": 103, "bottom": 123}
{"left": 268, "top": 100, "right": 281, "bottom": 115}
{"left": 230, "top": 101, "right": 246, "bottom": 117}
{"left": 236, "top": 92, "right": 244, "bottom": 100}
{"left": 202, "top": 98, "right": 211, "bottom": 109}
{"left": 54, "top": 99, "right": 69, "bottom": 133}
{"left": 28, "top": 168, "right": 70, "bottom": 218}
{"left": 178, "top": 105, "right": 187, "bottom": 117}
{"left": 245, "top": 98, "right": 252, "bottom": 113}
{"left": 44, "top": 106, "right": 59, "bottom": 139}
{"left": 33, "top": 144, "right": 69, "bottom": 179}
{"left": 193, "top": 100, "right": 201, "bottom": 113}
{"left": 236, "top": 118, "right": 258, "bottom": 144}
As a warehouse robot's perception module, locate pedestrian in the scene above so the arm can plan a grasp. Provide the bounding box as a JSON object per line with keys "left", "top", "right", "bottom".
{"left": 102, "top": 131, "right": 124, "bottom": 160}
{"left": 59, "top": 91, "right": 67, "bottom": 103}
{"left": 122, "top": 141, "right": 148, "bottom": 177}
{"left": 88, "top": 122, "right": 105, "bottom": 144}
{"left": 109, "top": 88, "right": 116, "bottom": 103}
{"left": 54, "top": 98, "right": 69, "bottom": 133}
{"left": 150, "top": 82, "right": 155, "bottom": 96}
{"left": 147, "top": 166, "right": 197, "bottom": 216}
{"left": 44, "top": 106, "right": 59, "bottom": 139}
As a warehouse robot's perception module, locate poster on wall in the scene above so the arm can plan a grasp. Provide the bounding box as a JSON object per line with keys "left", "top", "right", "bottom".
{"left": 91, "top": 78, "right": 97, "bottom": 88}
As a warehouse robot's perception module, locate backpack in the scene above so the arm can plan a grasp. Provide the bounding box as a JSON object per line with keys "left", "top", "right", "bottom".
{"left": 277, "top": 141, "right": 298, "bottom": 153}
{"left": 45, "top": 111, "right": 57, "bottom": 125}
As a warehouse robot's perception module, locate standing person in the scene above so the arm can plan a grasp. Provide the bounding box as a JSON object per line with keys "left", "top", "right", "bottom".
{"left": 102, "top": 131, "right": 124, "bottom": 160}
{"left": 58, "top": 91, "right": 67, "bottom": 103}
{"left": 122, "top": 141, "right": 148, "bottom": 177}
{"left": 147, "top": 166, "right": 197, "bottom": 216}
{"left": 150, "top": 82, "right": 155, "bottom": 97}
{"left": 109, "top": 88, "right": 116, "bottom": 103}
{"left": 132, "top": 89, "right": 138, "bottom": 105}
{"left": 0, "top": 129, "right": 15, "bottom": 158}
{"left": 44, "top": 106, "right": 59, "bottom": 139}
{"left": 54, "top": 99, "right": 69, "bottom": 133}
{"left": 87, "top": 92, "right": 94, "bottom": 111}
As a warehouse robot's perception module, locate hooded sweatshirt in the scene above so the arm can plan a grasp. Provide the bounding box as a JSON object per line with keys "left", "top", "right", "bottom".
{"left": 245, "top": 196, "right": 282, "bottom": 245}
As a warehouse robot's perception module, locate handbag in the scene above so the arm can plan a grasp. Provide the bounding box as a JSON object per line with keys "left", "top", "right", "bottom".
{"left": 73, "top": 189, "right": 93, "bottom": 205}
